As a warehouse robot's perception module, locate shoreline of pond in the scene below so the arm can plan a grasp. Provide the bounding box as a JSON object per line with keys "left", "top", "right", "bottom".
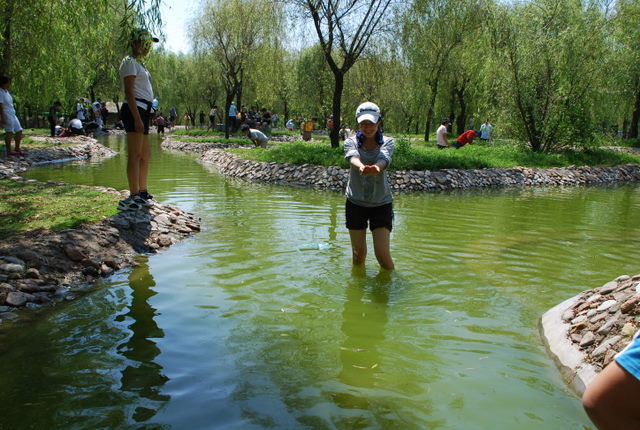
{"left": 162, "top": 137, "right": 640, "bottom": 192}
{"left": 0, "top": 139, "right": 200, "bottom": 325}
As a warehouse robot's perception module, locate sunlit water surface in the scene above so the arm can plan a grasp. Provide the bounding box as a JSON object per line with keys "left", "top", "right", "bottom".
{"left": 2, "top": 134, "right": 638, "bottom": 429}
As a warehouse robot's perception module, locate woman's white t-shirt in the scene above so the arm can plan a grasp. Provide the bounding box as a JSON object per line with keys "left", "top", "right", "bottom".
{"left": 119, "top": 56, "right": 154, "bottom": 110}
{"left": 436, "top": 124, "right": 448, "bottom": 146}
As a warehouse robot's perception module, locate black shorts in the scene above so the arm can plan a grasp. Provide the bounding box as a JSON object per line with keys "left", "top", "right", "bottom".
{"left": 345, "top": 199, "right": 393, "bottom": 232}
{"left": 121, "top": 103, "right": 151, "bottom": 135}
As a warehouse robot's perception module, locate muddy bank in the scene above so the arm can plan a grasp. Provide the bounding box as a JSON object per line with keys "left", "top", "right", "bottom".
{"left": 0, "top": 140, "right": 200, "bottom": 324}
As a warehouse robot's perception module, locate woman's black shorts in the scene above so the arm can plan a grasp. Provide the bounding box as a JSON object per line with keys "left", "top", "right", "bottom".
{"left": 121, "top": 103, "right": 151, "bottom": 135}
{"left": 345, "top": 199, "right": 393, "bottom": 232}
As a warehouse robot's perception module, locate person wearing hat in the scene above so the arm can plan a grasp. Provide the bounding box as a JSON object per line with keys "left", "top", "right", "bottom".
{"left": 436, "top": 118, "right": 451, "bottom": 149}
{"left": 344, "top": 101, "right": 395, "bottom": 270}
{"left": 117, "top": 27, "right": 159, "bottom": 211}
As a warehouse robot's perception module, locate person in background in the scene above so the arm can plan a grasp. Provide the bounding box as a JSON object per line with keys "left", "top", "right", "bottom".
{"left": 302, "top": 117, "right": 315, "bottom": 141}
{"left": 0, "top": 76, "right": 24, "bottom": 156}
{"left": 48, "top": 101, "right": 63, "bottom": 137}
{"left": 117, "top": 27, "right": 159, "bottom": 211}
{"left": 155, "top": 113, "right": 166, "bottom": 135}
{"left": 466, "top": 113, "right": 474, "bottom": 130}
{"left": 169, "top": 106, "right": 177, "bottom": 128}
{"left": 76, "top": 99, "right": 86, "bottom": 122}
{"left": 272, "top": 112, "right": 279, "bottom": 128}
{"left": 183, "top": 112, "right": 191, "bottom": 130}
{"left": 286, "top": 118, "right": 295, "bottom": 131}
{"left": 100, "top": 103, "right": 109, "bottom": 128}
{"left": 583, "top": 330, "right": 640, "bottom": 429}
{"left": 344, "top": 102, "right": 395, "bottom": 271}
{"left": 68, "top": 115, "right": 85, "bottom": 135}
{"left": 454, "top": 129, "right": 479, "bottom": 149}
{"left": 480, "top": 120, "right": 493, "bottom": 142}
{"left": 92, "top": 98, "right": 103, "bottom": 128}
{"left": 228, "top": 102, "right": 237, "bottom": 132}
{"left": 339, "top": 123, "right": 351, "bottom": 141}
{"left": 199, "top": 111, "right": 205, "bottom": 128}
{"left": 240, "top": 124, "right": 268, "bottom": 147}
{"left": 207, "top": 105, "right": 218, "bottom": 131}
{"left": 436, "top": 118, "right": 451, "bottom": 149}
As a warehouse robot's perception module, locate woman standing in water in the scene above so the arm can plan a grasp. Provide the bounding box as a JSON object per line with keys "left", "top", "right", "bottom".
{"left": 117, "top": 28, "right": 159, "bottom": 211}
{"left": 344, "top": 102, "right": 395, "bottom": 270}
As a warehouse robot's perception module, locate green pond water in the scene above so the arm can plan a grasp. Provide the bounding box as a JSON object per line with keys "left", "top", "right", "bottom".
{"left": 2, "top": 134, "right": 638, "bottom": 429}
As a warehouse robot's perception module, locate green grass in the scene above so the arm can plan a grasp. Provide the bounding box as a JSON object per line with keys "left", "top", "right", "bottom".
{"left": 0, "top": 180, "right": 120, "bottom": 239}
{"left": 178, "top": 136, "right": 254, "bottom": 145}
{"left": 224, "top": 138, "right": 640, "bottom": 170}
{"left": 228, "top": 141, "right": 347, "bottom": 167}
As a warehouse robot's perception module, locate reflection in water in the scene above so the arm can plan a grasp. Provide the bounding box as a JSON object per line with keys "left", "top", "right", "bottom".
{"left": 116, "top": 257, "right": 170, "bottom": 422}
{"left": 334, "top": 268, "right": 390, "bottom": 427}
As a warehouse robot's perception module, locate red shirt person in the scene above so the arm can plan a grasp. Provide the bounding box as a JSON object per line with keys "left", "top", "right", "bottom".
{"left": 454, "top": 129, "right": 479, "bottom": 149}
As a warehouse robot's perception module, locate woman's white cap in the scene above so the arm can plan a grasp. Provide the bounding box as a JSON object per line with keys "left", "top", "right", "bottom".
{"left": 356, "top": 102, "right": 380, "bottom": 123}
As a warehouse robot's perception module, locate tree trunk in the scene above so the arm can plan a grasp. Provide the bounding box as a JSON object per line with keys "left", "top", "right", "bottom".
{"left": 1, "top": 0, "right": 15, "bottom": 76}
{"left": 455, "top": 87, "right": 467, "bottom": 135}
{"left": 423, "top": 92, "right": 436, "bottom": 141}
{"left": 330, "top": 71, "right": 344, "bottom": 148}
{"left": 236, "top": 67, "right": 244, "bottom": 110}
{"left": 283, "top": 99, "right": 289, "bottom": 124}
{"left": 630, "top": 89, "right": 640, "bottom": 139}
{"left": 448, "top": 88, "right": 456, "bottom": 128}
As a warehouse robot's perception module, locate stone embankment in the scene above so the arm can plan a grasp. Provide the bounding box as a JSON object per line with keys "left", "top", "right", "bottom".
{"left": 162, "top": 138, "right": 640, "bottom": 192}
{"left": 540, "top": 274, "right": 640, "bottom": 395}
{"left": 0, "top": 140, "right": 200, "bottom": 324}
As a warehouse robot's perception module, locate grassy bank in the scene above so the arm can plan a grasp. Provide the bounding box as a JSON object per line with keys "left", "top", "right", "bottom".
{"left": 0, "top": 180, "right": 119, "bottom": 239}
{"left": 223, "top": 138, "right": 640, "bottom": 171}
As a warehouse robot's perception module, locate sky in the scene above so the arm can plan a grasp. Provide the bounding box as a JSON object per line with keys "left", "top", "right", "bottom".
{"left": 159, "top": 0, "right": 197, "bottom": 54}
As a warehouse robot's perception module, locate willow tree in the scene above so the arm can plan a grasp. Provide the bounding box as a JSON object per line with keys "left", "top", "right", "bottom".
{"left": 401, "top": 0, "right": 482, "bottom": 141}
{"left": 613, "top": 0, "right": 640, "bottom": 138}
{"left": 292, "top": 0, "right": 393, "bottom": 148}
{"left": 0, "top": 0, "right": 161, "bottom": 117}
{"left": 490, "top": 0, "right": 607, "bottom": 151}
{"left": 192, "top": 0, "right": 282, "bottom": 138}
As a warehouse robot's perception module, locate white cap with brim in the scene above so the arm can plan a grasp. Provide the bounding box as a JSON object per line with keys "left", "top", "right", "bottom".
{"left": 356, "top": 102, "right": 381, "bottom": 123}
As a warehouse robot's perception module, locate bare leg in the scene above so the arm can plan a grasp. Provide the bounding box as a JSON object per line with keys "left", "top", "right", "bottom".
{"left": 583, "top": 361, "right": 640, "bottom": 430}
{"left": 126, "top": 132, "right": 144, "bottom": 195}
{"left": 372, "top": 227, "right": 394, "bottom": 270}
{"left": 14, "top": 130, "right": 22, "bottom": 151}
{"left": 348, "top": 229, "right": 367, "bottom": 266}
{"left": 137, "top": 134, "right": 151, "bottom": 192}
{"left": 5, "top": 132, "right": 13, "bottom": 153}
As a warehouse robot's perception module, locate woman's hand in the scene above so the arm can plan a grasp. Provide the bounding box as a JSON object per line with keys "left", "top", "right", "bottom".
{"left": 360, "top": 165, "right": 380, "bottom": 176}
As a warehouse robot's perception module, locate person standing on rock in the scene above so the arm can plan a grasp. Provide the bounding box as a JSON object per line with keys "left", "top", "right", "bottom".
{"left": 117, "top": 28, "right": 159, "bottom": 211}
{"left": 582, "top": 330, "right": 640, "bottom": 429}
{"left": 344, "top": 102, "right": 395, "bottom": 271}
{"left": 0, "top": 76, "right": 24, "bottom": 156}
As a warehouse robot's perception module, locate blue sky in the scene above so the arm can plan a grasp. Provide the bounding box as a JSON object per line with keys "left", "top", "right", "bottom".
{"left": 159, "top": 0, "right": 195, "bottom": 53}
